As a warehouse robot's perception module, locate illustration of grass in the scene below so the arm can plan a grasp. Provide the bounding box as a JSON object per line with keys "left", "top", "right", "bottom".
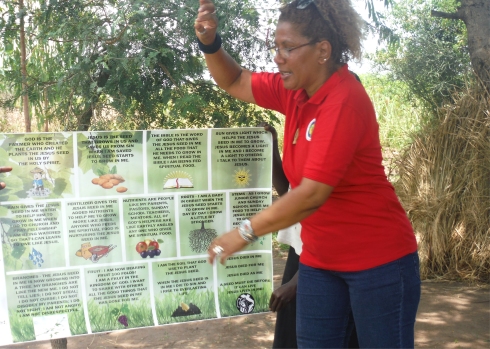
{"left": 67, "top": 304, "right": 87, "bottom": 335}
{"left": 87, "top": 298, "right": 153, "bottom": 332}
{"left": 218, "top": 284, "right": 272, "bottom": 317}
{"left": 155, "top": 289, "right": 216, "bottom": 325}
{"left": 9, "top": 311, "right": 35, "bottom": 342}
{"left": 8, "top": 303, "right": 86, "bottom": 342}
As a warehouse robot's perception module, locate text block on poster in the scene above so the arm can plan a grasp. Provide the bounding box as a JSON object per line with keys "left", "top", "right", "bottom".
{"left": 0, "top": 128, "right": 273, "bottom": 345}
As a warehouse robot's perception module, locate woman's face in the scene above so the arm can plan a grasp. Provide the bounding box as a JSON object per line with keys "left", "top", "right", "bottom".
{"left": 273, "top": 21, "right": 325, "bottom": 97}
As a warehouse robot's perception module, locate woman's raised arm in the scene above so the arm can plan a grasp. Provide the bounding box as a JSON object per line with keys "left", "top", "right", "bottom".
{"left": 194, "top": 0, "right": 255, "bottom": 104}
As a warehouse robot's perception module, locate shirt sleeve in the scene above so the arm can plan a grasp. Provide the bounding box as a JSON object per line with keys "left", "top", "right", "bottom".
{"left": 251, "top": 72, "right": 288, "bottom": 114}
{"left": 303, "top": 101, "right": 368, "bottom": 187}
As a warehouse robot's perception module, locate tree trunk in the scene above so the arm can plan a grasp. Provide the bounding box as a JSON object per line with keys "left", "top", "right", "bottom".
{"left": 50, "top": 338, "right": 67, "bottom": 349}
{"left": 432, "top": 0, "right": 490, "bottom": 91}
{"left": 19, "top": 0, "right": 31, "bottom": 132}
{"left": 44, "top": 87, "right": 49, "bottom": 132}
{"left": 459, "top": 0, "right": 490, "bottom": 91}
{"left": 76, "top": 68, "right": 111, "bottom": 131}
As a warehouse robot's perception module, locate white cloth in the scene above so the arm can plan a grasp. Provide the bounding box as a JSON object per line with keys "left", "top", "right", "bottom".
{"left": 277, "top": 223, "right": 302, "bottom": 255}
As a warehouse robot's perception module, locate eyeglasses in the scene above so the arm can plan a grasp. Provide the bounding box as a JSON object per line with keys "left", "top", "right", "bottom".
{"left": 268, "top": 41, "right": 316, "bottom": 59}
{"left": 296, "top": 0, "right": 328, "bottom": 22}
{"left": 297, "top": 0, "right": 315, "bottom": 9}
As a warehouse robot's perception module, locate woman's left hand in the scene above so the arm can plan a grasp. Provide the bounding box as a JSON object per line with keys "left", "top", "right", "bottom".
{"left": 194, "top": 0, "right": 218, "bottom": 44}
{"left": 208, "top": 229, "right": 249, "bottom": 264}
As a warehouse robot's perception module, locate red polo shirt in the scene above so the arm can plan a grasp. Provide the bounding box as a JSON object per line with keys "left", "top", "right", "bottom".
{"left": 252, "top": 64, "right": 417, "bottom": 271}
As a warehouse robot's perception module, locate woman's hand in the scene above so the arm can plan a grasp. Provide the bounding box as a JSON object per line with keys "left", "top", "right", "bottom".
{"left": 194, "top": 0, "right": 218, "bottom": 44}
{"left": 207, "top": 228, "right": 249, "bottom": 264}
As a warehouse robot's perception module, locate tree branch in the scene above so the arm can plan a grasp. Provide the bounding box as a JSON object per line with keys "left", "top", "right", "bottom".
{"left": 431, "top": 10, "right": 462, "bottom": 21}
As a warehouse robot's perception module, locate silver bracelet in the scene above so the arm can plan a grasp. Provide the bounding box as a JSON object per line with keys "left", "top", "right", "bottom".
{"left": 238, "top": 219, "right": 258, "bottom": 243}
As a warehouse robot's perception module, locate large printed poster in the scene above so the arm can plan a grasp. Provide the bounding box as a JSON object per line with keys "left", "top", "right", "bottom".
{"left": 0, "top": 128, "right": 273, "bottom": 345}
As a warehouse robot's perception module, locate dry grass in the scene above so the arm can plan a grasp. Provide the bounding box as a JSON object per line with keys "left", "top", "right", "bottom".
{"left": 393, "top": 84, "right": 490, "bottom": 282}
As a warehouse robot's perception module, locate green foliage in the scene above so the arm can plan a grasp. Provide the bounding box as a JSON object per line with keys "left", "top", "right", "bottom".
{"left": 370, "top": 0, "right": 471, "bottom": 111}
{"left": 0, "top": 0, "right": 277, "bottom": 131}
{"left": 361, "top": 73, "right": 432, "bottom": 150}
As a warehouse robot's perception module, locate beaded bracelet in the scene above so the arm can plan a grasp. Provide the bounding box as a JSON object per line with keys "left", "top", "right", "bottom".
{"left": 197, "top": 33, "right": 222, "bottom": 54}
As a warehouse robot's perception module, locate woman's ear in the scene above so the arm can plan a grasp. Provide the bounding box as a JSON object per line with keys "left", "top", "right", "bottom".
{"left": 318, "top": 40, "right": 332, "bottom": 64}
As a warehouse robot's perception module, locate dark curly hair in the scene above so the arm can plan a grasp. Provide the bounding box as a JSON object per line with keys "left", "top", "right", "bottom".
{"left": 279, "top": 0, "right": 364, "bottom": 64}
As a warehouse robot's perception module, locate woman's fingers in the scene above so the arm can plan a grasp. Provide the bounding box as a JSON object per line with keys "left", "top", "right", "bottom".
{"left": 208, "top": 229, "right": 249, "bottom": 264}
{"left": 0, "top": 167, "right": 12, "bottom": 173}
{"left": 195, "top": 0, "right": 217, "bottom": 42}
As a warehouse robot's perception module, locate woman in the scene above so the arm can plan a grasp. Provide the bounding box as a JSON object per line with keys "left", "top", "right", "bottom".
{"left": 195, "top": 0, "right": 420, "bottom": 348}
{"left": 264, "top": 121, "right": 359, "bottom": 349}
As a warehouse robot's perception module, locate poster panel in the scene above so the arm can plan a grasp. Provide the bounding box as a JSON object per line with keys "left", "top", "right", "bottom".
{"left": 0, "top": 128, "right": 273, "bottom": 345}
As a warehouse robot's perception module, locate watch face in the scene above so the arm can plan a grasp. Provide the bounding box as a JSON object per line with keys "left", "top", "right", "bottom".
{"left": 236, "top": 293, "right": 255, "bottom": 314}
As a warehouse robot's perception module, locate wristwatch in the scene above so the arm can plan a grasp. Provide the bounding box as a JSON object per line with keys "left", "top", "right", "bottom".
{"left": 238, "top": 219, "right": 258, "bottom": 243}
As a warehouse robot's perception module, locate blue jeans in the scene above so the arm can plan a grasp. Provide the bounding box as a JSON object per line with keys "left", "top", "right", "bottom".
{"left": 297, "top": 252, "right": 421, "bottom": 348}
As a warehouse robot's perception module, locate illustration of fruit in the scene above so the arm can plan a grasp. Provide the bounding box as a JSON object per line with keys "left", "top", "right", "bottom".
{"left": 118, "top": 315, "right": 128, "bottom": 327}
{"left": 91, "top": 173, "right": 127, "bottom": 192}
{"left": 136, "top": 238, "right": 163, "bottom": 259}
{"left": 111, "top": 305, "right": 130, "bottom": 328}
{"left": 135, "top": 241, "right": 147, "bottom": 253}
{"left": 189, "top": 222, "right": 218, "bottom": 253}
{"left": 148, "top": 240, "right": 159, "bottom": 250}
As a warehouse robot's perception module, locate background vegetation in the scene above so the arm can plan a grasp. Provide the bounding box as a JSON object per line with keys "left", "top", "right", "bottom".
{"left": 1, "top": 0, "right": 488, "bottom": 282}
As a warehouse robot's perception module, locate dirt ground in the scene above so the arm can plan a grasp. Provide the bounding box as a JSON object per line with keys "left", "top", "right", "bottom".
{"left": 5, "top": 248, "right": 489, "bottom": 349}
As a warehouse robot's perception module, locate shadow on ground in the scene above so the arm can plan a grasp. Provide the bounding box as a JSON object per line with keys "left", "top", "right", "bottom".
{"left": 4, "top": 250, "right": 489, "bottom": 349}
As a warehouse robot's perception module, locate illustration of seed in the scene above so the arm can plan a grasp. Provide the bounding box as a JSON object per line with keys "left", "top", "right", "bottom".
{"left": 97, "top": 178, "right": 109, "bottom": 185}
{"left": 113, "top": 174, "right": 125, "bottom": 182}
{"left": 181, "top": 302, "right": 190, "bottom": 312}
{"left": 189, "top": 222, "right": 217, "bottom": 253}
{"left": 102, "top": 182, "right": 114, "bottom": 189}
{"left": 116, "top": 186, "right": 127, "bottom": 193}
{"left": 91, "top": 178, "right": 100, "bottom": 184}
{"left": 109, "top": 178, "right": 121, "bottom": 185}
